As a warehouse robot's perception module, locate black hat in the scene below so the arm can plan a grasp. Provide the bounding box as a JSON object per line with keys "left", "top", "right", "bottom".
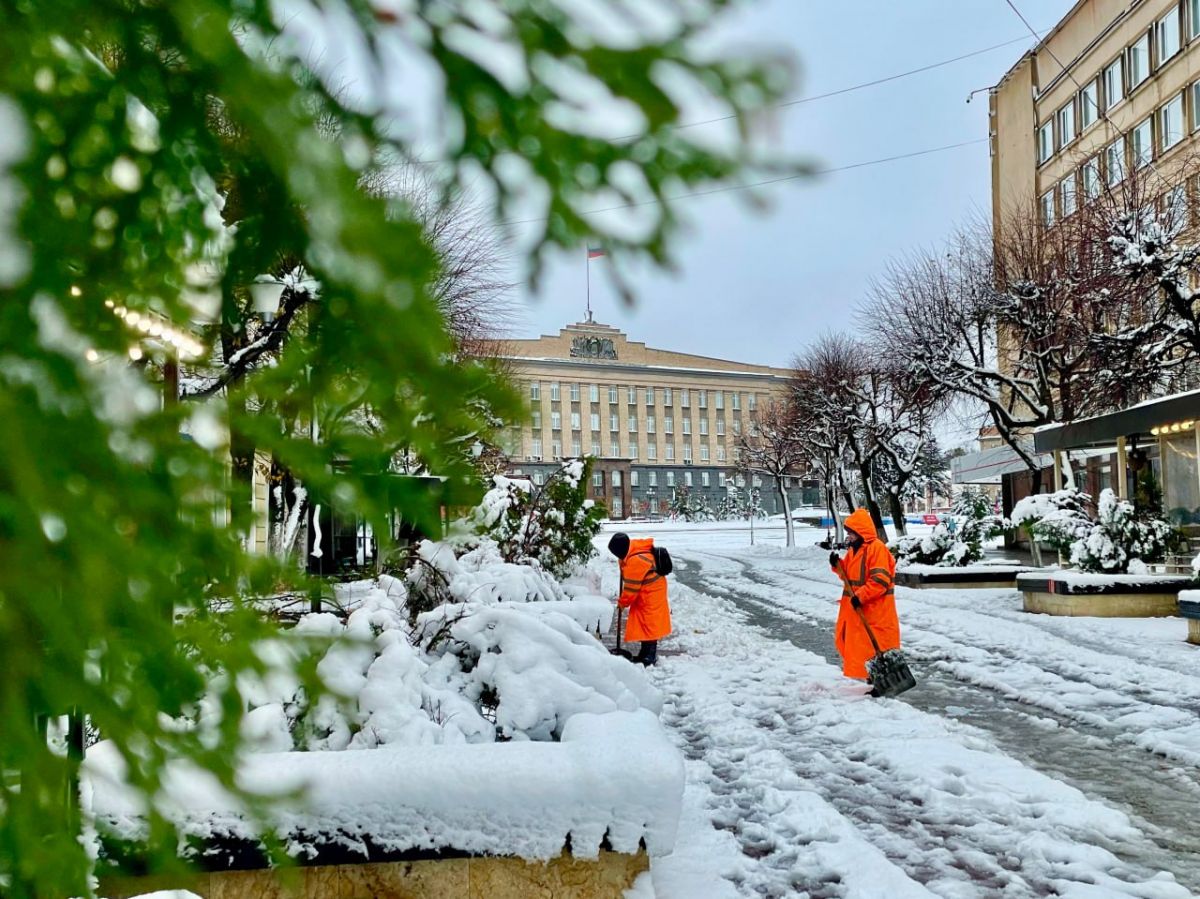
{"left": 607, "top": 532, "right": 630, "bottom": 559}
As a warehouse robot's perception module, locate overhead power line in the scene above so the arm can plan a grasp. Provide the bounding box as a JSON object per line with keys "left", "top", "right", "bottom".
{"left": 503, "top": 137, "right": 989, "bottom": 226}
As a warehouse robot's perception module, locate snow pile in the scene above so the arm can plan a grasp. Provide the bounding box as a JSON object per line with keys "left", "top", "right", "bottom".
{"left": 84, "top": 709, "right": 684, "bottom": 861}
{"left": 405, "top": 537, "right": 568, "bottom": 608}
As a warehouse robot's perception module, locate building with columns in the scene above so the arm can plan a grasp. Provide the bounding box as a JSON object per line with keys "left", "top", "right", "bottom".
{"left": 490, "top": 320, "right": 814, "bottom": 519}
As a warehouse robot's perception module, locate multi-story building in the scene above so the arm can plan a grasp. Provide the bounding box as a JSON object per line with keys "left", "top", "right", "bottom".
{"left": 992, "top": 0, "right": 1200, "bottom": 234}
{"left": 490, "top": 319, "right": 814, "bottom": 519}
{"left": 989, "top": 0, "right": 1200, "bottom": 525}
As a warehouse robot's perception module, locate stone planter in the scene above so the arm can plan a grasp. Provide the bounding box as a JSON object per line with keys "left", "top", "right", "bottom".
{"left": 1177, "top": 592, "right": 1200, "bottom": 644}
{"left": 896, "top": 565, "right": 1038, "bottom": 590}
{"left": 1018, "top": 573, "right": 1194, "bottom": 617}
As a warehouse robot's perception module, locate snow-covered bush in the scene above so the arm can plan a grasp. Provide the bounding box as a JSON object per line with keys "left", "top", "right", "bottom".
{"left": 1069, "top": 489, "right": 1174, "bottom": 574}
{"left": 891, "top": 490, "right": 1007, "bottom": 567}
{"left": 472, "top": 459, "right": 604, "bottom": 579}
{"left": 1010, "top": 487, "right": 1093, "bottom": 556}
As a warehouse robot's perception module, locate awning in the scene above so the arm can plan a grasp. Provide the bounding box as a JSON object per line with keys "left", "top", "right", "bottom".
{"left": 951, "top": 444, "right": 1050, "bottom": 484}
{"left": 1033, "top": 388, "right": 1200, "bottom": 452}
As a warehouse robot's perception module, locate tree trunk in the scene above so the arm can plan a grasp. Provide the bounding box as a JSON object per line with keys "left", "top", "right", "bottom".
{"left": 858, "top": 459, "right": 887, "bottom": 540}
{"left": 824, "top": 479, "right": 843, "bottom": 542}
{"left": 887, "top": 487, "right": 908, "bottom": 538}
{"left": 229, "top": 396, "right": 255, "bottom": 540}
{"left": 778, "top": 477, "right": 794, "bottom": 548}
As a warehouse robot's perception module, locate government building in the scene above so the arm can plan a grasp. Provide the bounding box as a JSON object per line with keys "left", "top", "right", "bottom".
{"left": 491, "top": 320, "right": 813, "bottom": 520}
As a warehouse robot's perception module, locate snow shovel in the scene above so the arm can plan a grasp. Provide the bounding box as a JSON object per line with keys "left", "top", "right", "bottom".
{"left": 610, "top": 606, "right": 632, "bottom": 658}
{"left": 850, "top": 593, "right": 916, "bottom": 698}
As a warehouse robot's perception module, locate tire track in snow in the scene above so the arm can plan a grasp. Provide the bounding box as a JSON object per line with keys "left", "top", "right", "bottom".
{"left": 671, "top": 551, "right": 1200, "bottom": 894}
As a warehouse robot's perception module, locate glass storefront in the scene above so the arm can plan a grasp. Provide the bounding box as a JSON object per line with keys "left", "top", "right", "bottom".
{"left": 1163, "top": 430, "right": 1200, "bottom": 525}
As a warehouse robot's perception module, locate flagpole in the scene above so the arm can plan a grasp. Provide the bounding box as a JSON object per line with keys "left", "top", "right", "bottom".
{"left": 585, "top": 247, "right": 592, "bottom": 323}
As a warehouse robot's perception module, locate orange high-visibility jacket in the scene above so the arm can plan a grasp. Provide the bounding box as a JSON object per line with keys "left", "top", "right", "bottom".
{"left": 832, "top": 508, "right": 900, "bottom": 679}
{"left": 617, "top": 537, "right": 672, "bottom": 643}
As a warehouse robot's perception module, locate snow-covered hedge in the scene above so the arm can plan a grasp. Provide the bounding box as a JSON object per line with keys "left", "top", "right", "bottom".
{"left": 1069, "top": 489, "right": 1174, "bottom": 574}
{"left": 891, "top": 491, "right": 1006, "bottom": 568}
{"left": 1010, "top": 487, "right": 1092, "bottom": 556}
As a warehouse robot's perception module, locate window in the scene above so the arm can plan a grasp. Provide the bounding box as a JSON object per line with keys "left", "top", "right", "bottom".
{"left": 1192, "top": 0, "right": 1200, "bottom": 40}
{"left": 611, "top": 497, "right": 623, "bottom": 517}
{"left": 533, "top": 470, "right": 546, "bottom": 486}
{"left": 1193, "top": 82, "right": 1200, "bottom": 131}
{"left": 1056, "top": 100, "right": 1075, "bottom": 148}
{"left": 1162, "top": 93, "right": 1185, "bottom": 151}
{"left": 1037, "top": 120, "right": 1053, "bottom": 164}
{"left": 665, "top": 415, "right": 674, "bottom": 434}
{"left": 552, "top": 439, "right": 562, "bottom": 458}
{"left": 1129, "top": 33, "right": 1150, "bottom": 88}
{"left": 645, "top": 387, "right": 654, "bottom": 405}
{"left": 629, "top": 442, "right": 638, "bottom": 459}
{"left": 1103, "top": 57, "right": 1124, "bottom": 109}
{"left": 532, "top": 437, "right": 542, "bottom": 457}
{"left": 663, "top": 387, "right": 672, "bottom": 406}
{"left": 569, "top": 383, "right": 580, "bottom": 402}
{"left": 700, "top": 418, "right": 709, "bottom": 436}
{"left": 610, "top": 413, "right": 619, "bottom": 432}
{"left": 753, "top": 475, "right": 762, "bottom": 488}
{"left": 1040, "top": 189, "right": 1055, "bottom": 227}
{"left": 716, "top": 419, "right": 725, "bottom": 436}
{"left": 717, "top": 471, "right": 725, "bottom": 488}
{"left": 1106, "top": 136, "right": 1125, "bottom": 185}
{"left": 717, "top": 446, "right": 727, "bottom": 462}
{"left": 647, "top": 415, "right": 656, "bottom": 434}
{"left": 698, "top": 389, "right": 707, "bottom": 409}
{"left": 682, "top": 417, "right": 691, "bottom": 436}
{"left": 1133, "top": 116, "right": 1153, "bottom": 168}
{"left": 647, "top": 444, "right": 657, "bottom": 461}
{"left": 1060, "top": 176, "right": 1077, "bottom": 217}
{"left": 680, "top": 389, "right": 690, "bottom": 407}
{"left": 627, "top": 386, "right": 636, "bottom": 405}
{"left": 631, "top": 470, "right": 639, "bottom": 487}
{"left": 611, "top": 470, "right": 622, "bottom": 488}
{"left": 715, "top": 391, "right": 724, "bottom": 411}
{"left": 608, "top": 385, "right": 618, "bottom": 404}
{"left": 572, "top": 438, "right": 581, "bottom": 456}
{"left": 684, "top": 471, "right": 693, "bottom": 487}
{"left": 649, "top": 498, "right": 659, "bottom": 514}
{"left": 593, "top": 471, "right": 603, "bottom": 487}
{"left": 1082, "top": 158, "right": 1101, "bottom": 200}
{"left": 683, "top": 446, "right": 693, "bottom": 465}
{"left": 666, "top": 445, "right": 675, "bottom": 461}
{"left": 551, "top": 411, "right": 562, "bottom": 430}
{"left": 550, "top": 382, "right": 560, "bottom": 401}
{"left": 628, "top": 416, "right": 638, "bottom": 433}
{"left": 1080, "top": 79, "right": 1099, "bottom": 130}
{"left": 609, "top": 443, "right": 619, "bottom": 458}
{"left": 530, "top": 381, "right": 540, "bottom": 400}
{"left": 1157, "top": 8, "right": 1181, "bottom": 66}
{"left": 731, "top": 392, "right": 740, "bottom": 411}
{"left": 701, "top": 446, "right": 710, "bottom": 463}
{"left": 736, "top": 474, "right": 745, "bottom": 488}
{"left": 748, "top": 394, "right": 757, "bottom": 412}
{"left": 531, "top": 410, "right": 542, "bottom": 430}
{"left": 666, "top": 471, "right": 675, "bottom": 487}
{"left": 648, "top": 471, "right": 657, "bottom": 487}
{"left": 590, "top": 412, "right": 600, "bottom": 430}
{"left": 589, "top": 384, "right": 599, "bottom": 403}
{"left": 570, "top": 411, "right": 581, "bottom": 430}
{"left": 732, "top": 419, "right": 742, "bottom": 436}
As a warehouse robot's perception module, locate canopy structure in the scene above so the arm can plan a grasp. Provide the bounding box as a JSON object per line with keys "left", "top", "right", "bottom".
{"left": 952, "top": 444, "right": 1050, "bottom": 485}
{"left": 1033, "top": 389, "right": 1200, "bottom": 453}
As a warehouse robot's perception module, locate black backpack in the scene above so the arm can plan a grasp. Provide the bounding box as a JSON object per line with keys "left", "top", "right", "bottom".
{"left": 652, "top": 546, "right": 673, "bottom": 576}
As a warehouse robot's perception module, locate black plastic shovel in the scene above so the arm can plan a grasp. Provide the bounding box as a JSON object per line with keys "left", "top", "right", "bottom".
{"left": 851, "top": 593, "right": 916, "bottom": 698}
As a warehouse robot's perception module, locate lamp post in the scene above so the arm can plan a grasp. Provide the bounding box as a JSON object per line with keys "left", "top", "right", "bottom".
{"left": 646, "top": 487, "right": 656, "bottom": 521}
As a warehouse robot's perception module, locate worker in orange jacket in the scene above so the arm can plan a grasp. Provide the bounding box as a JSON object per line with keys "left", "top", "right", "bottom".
{"left": 608, "top": 532, "right": 671, "bottom": 666}
{"left": 829, "top": 508, "right": 900, "bottom": 687}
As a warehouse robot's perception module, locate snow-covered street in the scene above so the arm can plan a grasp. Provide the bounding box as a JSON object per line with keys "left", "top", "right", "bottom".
{"left": 603, "top": 523, "right": 1200, "bottom": 898}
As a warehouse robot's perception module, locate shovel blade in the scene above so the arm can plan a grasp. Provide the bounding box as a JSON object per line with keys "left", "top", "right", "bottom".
{"left": 867, "top": 649, "right": 916, "bottom": 698}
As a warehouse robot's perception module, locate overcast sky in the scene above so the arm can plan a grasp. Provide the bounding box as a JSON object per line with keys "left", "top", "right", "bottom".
{"left": 508, "top": 1, "right": 1076, "bottom": 381}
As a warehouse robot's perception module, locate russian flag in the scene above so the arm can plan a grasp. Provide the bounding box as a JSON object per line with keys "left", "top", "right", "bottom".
{"left": 587, "top": 246, "right": 606, "bottom": 260}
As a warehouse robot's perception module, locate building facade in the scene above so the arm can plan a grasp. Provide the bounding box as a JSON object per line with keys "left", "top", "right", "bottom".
{"left": 992, "top": 0, "right": 1200, "bottom": 233}
{"left": 491, "top": 320, "right": 814, "bottom": 519}
{"left": 989, "top": 0, "right": 1200, "bottom": 525}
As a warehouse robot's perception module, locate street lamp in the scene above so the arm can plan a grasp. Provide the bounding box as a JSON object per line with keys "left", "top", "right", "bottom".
{"left": 250, "top": 276, "right": 286, "bottom": 322}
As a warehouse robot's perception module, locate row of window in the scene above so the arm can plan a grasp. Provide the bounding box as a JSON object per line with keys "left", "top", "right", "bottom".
{"left": 1037, "top": 0, "right": 1199, "bottom": 166}
{"left": 528, "top": 439, "right": 727, "bottom": 463}
{"left": 528, "top": 381, "right": 757, "bottom": 412}
{"left": 1040, "top": 84, "right": 1200, "bottom": 225}
{"left": 530, "top": 411, "right": 742, "bottom": 436}
{"left": 590, "top": 469, "right": 762, "bottom": 489}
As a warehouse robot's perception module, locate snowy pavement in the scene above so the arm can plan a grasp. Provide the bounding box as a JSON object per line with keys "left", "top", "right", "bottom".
{"left": 601, "top": 523, "right": 1200, "bottom": 898}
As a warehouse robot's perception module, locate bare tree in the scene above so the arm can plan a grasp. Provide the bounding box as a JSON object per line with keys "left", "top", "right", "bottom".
{"left": 735, "top": 397, "right": 807, "bottom": 547}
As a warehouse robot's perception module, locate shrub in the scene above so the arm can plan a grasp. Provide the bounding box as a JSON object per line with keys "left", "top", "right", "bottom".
{"left": 1010, "top": 487, "right": 1093, "bottom": 556}
{"left": 1070, "top": 489, "right": 1174, "bottom": 574}
{"left": 891, "top": 490, "right": 1007, "bottom": 567}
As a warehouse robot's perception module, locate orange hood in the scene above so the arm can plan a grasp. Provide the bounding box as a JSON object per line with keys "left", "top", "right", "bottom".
{"left": 844, "top": 509, "right": 876, "bottom": 542}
